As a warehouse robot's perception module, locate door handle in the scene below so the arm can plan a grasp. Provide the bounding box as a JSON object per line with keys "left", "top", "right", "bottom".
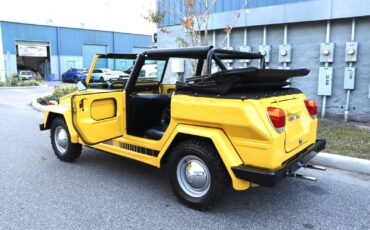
{"left": 79, "top": 100, "right": 84, "bottom": 111}
{"left": 79, "top": 98, "right": 88, "bottom": 111}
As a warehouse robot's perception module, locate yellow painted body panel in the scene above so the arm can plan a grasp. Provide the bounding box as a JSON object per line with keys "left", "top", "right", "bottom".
{"left": 90, "top": 98, "right": 116, "bottom": 121}
{"left": 169, "top": 93, "right": 317, "bottom": 170}
{"left": 91, "top": 124, "right": 250, "bottom": 190}
{"left": 43, "top": 86, "right": 317, "bottom": 191}
{"left": 161, "top": 84, "right": 176, "bottom": 94}
{"left": 72, "top": 91, "right": 125, "bottom": 145}
{"left": 42, "top": 104, "right": 79, "bottom": 143}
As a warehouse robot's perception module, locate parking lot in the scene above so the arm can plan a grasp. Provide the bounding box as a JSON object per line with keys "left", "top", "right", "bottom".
{"left": 0, "top": 87, "right": 369, "bottom": 230}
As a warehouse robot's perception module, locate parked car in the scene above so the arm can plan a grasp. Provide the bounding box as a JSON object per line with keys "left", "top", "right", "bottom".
{"left": 124, "top": 66, "right": 133, "bottom": 74}
{"left": 61, "top": 68, "right": 88, "bottom": 83}
{"left": 40, "top": 47, "right": 326, "bottom": 210}
{"left": 18, "top": 70, "right": 35, "bottom": 80}
{"left": 113, "top": 70, "right": 129, "bottom": 78}
{"left": 91, "top": 68, "right": 121, "bottom": 82}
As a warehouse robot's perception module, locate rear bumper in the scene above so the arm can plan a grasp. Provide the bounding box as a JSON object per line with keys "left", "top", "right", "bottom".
{"left": 231, "top": 139, "right": 326, "bottom": 187}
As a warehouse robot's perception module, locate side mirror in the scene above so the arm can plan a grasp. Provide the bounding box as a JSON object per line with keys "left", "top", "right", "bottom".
{"left": 77, "top": 81, "right": 87, "bottom": 91}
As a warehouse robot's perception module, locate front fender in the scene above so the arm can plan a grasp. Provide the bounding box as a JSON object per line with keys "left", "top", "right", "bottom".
{"left": 41, "top": 105, "right": 79, "bottom": 143}
{"left": 159, "top": 124, "right": 250, "bottom": 191}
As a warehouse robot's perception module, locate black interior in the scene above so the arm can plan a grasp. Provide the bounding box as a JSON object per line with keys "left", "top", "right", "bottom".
{"left": 126, "top": 94, "right": 171, "bottom": 140}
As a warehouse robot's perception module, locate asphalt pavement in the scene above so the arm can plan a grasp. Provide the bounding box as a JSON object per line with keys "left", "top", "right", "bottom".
{"left": 0, "top": 87, "right": 369, "bottom": 230}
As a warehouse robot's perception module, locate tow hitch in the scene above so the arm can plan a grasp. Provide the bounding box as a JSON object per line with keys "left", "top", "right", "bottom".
{"left": 287, "top": 163, "right": 326, "bottom": 182}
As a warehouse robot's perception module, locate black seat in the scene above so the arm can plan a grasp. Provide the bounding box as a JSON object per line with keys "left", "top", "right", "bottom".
{"left": 127, "top": 94, "right": 171, "bottom": 137}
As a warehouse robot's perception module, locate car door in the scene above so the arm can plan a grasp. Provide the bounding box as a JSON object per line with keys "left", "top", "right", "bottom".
{"left": 72, "top": 91, "right": 125, "bottom": 145}
{"left": 66, "top": 69, "right": 73, "bottom": 80}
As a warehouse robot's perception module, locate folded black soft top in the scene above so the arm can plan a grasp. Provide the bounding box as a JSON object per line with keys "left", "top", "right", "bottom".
{"left": 176, "top": 67, "right": 310, "bottom": 95}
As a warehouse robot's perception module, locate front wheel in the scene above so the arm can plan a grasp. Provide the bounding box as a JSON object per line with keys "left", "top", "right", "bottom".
{"left": 167, "top": 139, "right": 229, "bottom": 210}
{"left": 50, "top": 117, "right": 82, "bottom": 162}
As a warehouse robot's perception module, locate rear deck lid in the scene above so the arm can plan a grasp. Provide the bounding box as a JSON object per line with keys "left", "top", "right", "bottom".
{"left": 271, "top": 96, "right": 312, "bottom": 152}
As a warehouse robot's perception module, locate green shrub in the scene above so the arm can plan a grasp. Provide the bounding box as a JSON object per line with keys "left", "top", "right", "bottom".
{"left": 0, "top": 74, "right": 41, "bottom": 87}
{"left": 17, "top": 80, "right": 41, "bottom": 86}
{"left": 37, "top": 95, "right": 59, "bottom": 105}
{"left": 52, "top": 85, "right": 78, "bottom": 98}
{"left": 37, "top": 85, "right": 78, "bottom": 105}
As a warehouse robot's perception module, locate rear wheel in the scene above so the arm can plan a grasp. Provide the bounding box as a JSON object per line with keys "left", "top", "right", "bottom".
{"left": 167, "top": 139, "right": 229, "bottom": 210}
{"left": 50, "top": 117, "right": 82, "bottom": 162}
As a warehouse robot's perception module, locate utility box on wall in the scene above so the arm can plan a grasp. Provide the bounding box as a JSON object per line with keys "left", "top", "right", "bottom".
{"left": 344, "top": 67, "right": 355, "bottom": 90}
{"left": 258, "top": 45, "right": 271, "bottom": 63}
{"left": 320, "top": 43, "right": 335, "bottom": 63}
{"left": 278, "top": 44, "right": 292, "bottom": 63}
{"left": 318, "top": 67, "right": 333, "bottom": 96}
{"left": 345, "top": 42, "right": 358, "bottom": 62}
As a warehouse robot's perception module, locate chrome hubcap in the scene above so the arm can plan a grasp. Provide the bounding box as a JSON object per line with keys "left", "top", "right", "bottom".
{"left": 54, "top": 126, "right": 68, "bottom": 154}
{"left": 176, "top": 155, "right": 210, "bottom": 198}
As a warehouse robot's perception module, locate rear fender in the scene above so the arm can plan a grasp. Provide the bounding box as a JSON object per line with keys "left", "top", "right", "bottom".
{"left": 159, "top": 124, "right": 250, "bottom": 190}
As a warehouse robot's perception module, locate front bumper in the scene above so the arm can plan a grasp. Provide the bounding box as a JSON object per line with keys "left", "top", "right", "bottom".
{"left": 231, "top": 139, "right": 326, "bottom": 187}
{"left": 39, "top": 123, "right": 47, "bottom": 131}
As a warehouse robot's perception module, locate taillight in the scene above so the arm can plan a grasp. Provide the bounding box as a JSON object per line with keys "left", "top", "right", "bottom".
{"left": 267, "top": 107, "right": 286, "bottom": 133}
{"left": 304, "top": 99, "right": 317, "bottom": 118}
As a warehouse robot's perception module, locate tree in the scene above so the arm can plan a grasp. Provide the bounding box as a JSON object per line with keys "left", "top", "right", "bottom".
{"left": 145, "top": 0, "right": 248, "bottom": 48}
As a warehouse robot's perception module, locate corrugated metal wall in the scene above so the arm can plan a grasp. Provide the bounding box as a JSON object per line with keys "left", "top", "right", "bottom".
{"left": 1, "top": 22, "right": 58, "bottom": 54}
{"left": 158, "top": 0, "right": 311, "bottom": 26}
{"left": 0, "top": 21, "right": 152, "bottom": 56}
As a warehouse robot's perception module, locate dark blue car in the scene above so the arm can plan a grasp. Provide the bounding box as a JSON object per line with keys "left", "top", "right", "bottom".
{"left": 61, "top": 68, "right": 88, "bottom": 83}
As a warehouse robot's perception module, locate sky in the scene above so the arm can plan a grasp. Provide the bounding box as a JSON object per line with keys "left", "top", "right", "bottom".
{"left": 0, "top": 0, "right": 157, "bottom": 35}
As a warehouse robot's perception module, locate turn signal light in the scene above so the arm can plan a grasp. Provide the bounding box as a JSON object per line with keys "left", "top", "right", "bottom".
{"left": 304, "top": 99, "right": 318, "bottom": 118}
{"left": 47, "top": 100, "right": 58, "bottom": 105}
{"left": 267, "top": 107, "right": 286, "bottom": 133}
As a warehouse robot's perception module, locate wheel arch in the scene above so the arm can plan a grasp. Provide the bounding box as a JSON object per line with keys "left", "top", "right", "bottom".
{"left": 159, "top": 124, "right": 250, "bottom": 191}
{"left": 42, "top": 108, "right": 79, "bottom": 143}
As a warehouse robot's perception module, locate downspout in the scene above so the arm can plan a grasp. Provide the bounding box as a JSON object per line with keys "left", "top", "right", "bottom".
{"left": 321, "top": 21, "right": 331, "bottom": 119}
{"left": 57, "top": 27, "right": 62, "bottom": 80}
{"left": 283, "top": 24, "right": 288, "bottom": 69}
{"left": 243, "top": 28, "right": 248, "bottom": 68}
{"left": 344, "top": 18, "right": 356, "bottom": 122}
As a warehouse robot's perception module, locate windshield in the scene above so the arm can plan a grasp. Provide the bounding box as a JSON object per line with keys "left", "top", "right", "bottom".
{"left": 88, "top": 56, "right": 166, "bottom": 87}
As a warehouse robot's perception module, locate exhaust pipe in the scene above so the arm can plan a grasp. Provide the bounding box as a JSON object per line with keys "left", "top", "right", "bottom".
{"left": 305, "top": 164, "right": 326, "bottom": 171}
{"left": 297, "top": 162, "right": 327, "bottom": 171}
{"left": 288, "top": 173, "right": 317, "bottom": 182}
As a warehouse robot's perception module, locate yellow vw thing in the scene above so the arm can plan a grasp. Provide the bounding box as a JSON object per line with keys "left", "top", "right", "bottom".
{"left": 40, "top": 46, "right": 326, "bottom": 209}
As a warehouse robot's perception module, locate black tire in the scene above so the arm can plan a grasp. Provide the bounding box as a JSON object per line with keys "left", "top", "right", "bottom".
{"left": 100, "top": 77, "right": 105, "bottom": 82}
{"left": 73, "top": 77, "right": 78, "bottom": 83}
{"left": 50, "top": 117, "right": 82, "bottom": 162}
{"left": 61, "top": 75, "right": 66, "bottom": 82}
{"left": 167, "top": 139, "right": 229, "bottom": 210}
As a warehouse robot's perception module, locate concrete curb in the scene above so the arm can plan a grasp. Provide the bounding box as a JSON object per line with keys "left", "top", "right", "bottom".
{"left": 32, "top": 98, "right": 48, "bottom": 112}
{"left": 0, "top": 85, "right": 48, "bottom": 89}
{"left": 311, "top": 152, "right": 370, "bottom": 175}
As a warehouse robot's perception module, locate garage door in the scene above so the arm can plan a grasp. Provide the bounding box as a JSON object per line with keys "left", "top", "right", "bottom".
{"left": 82, "top": 45, "right": 107, "bottom": 68}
